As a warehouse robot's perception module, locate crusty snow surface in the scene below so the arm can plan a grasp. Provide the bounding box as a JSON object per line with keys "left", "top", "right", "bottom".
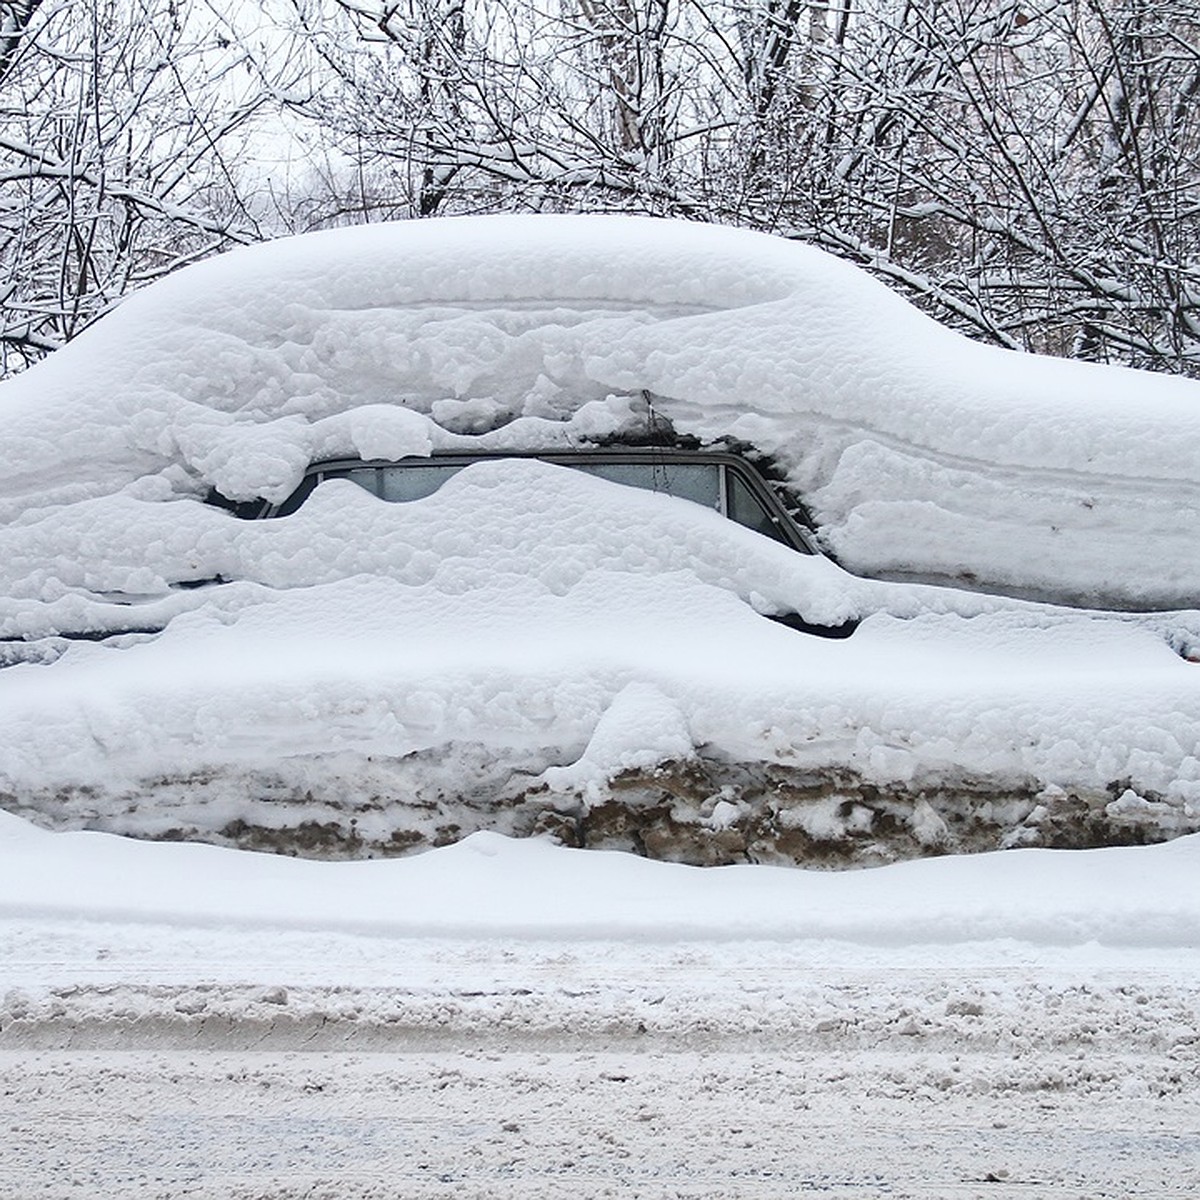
{"left": 1, "top": 215, "right": 1199, "bottom": 854}
{"left": 2, "top": 819, "right": 1199, "bottom": 1197}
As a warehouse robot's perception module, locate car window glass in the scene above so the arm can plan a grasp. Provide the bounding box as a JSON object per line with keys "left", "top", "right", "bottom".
{"left": 263, "top": 455, "right": 809, "bottom": 551}
{"left": 379, "top": 464, "right": 464, "bottom": 502}
{"left": 342, "top": 460, "right": 723, "bottom": 513}
{"left": 573, "top": 462, "right": 721, "bottom": 510}
{"left": 338, "top": 464, "right": 461, "bottom": 502}
{"left": 340, "top": 468, "right": 382, "bottom": 497}
{"left": 325, "top": 458, "right": 808, "bottom": 551}
{"left": 726, "top": 472, "right": 787, "bottom": 544}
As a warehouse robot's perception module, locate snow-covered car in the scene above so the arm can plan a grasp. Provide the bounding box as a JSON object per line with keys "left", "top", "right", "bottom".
{"left": 1, "top": 215, "right": 1198, "bottom": 865}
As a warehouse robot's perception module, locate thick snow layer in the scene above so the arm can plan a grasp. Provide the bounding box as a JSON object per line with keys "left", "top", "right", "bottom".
{"left": 2, "top": 815, "right": 1198, "bottom": 947}
{"left": 1, "top": 215, "right": 1199, "bottom": 854}
{"left": 1, "top": 458, "right": 1197, "bottom": 853}
{"left": 3, "top": 215, "right": 1199, "bottom": 605}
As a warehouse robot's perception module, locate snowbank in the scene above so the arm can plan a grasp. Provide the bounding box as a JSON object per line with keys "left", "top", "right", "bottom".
{"left": 1, "top": 216, "right": 1198, "bottom": 860}
{"left": 2, "top": 813, "right": 1198, "bottom": 948}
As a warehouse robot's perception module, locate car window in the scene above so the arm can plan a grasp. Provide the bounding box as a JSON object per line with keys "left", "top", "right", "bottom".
{"left": 342, "top": 460, "right": 722, "bottom": 511}
{"left": 726, "top": 471, "right": 786, "bottom": 544}
{"left": 263, "top": 454, "right": 814, "bottom": 554}
{"left": 343, "top": 464, "right": 463, "bottom": 503}
{"left": 571, "top": 461, "right": 721, "bottom": 511}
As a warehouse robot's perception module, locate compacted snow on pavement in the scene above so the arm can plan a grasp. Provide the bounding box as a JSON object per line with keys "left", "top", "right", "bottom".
{"left": 2, "top": 818, "right": 1199, "bottom": 1198}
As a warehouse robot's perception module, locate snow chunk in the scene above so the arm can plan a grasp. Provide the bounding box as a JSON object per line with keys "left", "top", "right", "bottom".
{"left": 315, "top": 405, "right": 435, "bottom": 463}
{"left": 544, "top": 682, "right": 694, "bottom": 800}
{"left": 909, "top": 799, "right": 950, "bottom": 847}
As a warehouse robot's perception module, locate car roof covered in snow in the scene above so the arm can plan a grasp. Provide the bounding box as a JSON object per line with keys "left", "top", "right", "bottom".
{"left": 2, "top": 213, "right": 1199, "bottom": 609}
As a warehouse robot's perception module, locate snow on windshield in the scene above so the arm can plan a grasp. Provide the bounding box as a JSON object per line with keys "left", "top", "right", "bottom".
{"left": 0, "top": 215, "right": 1198, "bottom": 861}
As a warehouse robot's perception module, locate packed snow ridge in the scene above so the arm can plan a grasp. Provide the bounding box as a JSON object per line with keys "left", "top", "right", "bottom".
{"left": 0, "top": 215, "right": 1198, "bottom": 864}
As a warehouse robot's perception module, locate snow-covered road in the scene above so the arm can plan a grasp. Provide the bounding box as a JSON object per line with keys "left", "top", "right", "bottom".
{"left": 2, "top": 825, "right": 1199, "bottom": 1197}
{"left": 6, "top": 1030, "right": 1198, "bottom": 1200}
{"left": 4, "top": 934, "right": 1200, "bottom": 1198}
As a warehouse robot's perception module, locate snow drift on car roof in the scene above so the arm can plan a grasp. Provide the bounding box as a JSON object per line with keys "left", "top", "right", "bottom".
{"left": 1, "top": 214, "right": 1199, "bottom": 609}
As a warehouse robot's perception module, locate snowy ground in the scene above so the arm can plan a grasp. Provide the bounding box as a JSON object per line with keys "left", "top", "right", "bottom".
{"left": 5, "top": 965, "right": 1199, "bottom": 1199}
{"left": 3, "top": 820, "right": 1198, "bottom": 1197}
{"left": 3, "top": 216, "right": 1199, "bottom": 1194}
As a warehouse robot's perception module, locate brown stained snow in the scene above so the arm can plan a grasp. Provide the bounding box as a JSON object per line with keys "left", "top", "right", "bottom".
{"left": 4, "top": 754, "right": 1196, "bottom": 867}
